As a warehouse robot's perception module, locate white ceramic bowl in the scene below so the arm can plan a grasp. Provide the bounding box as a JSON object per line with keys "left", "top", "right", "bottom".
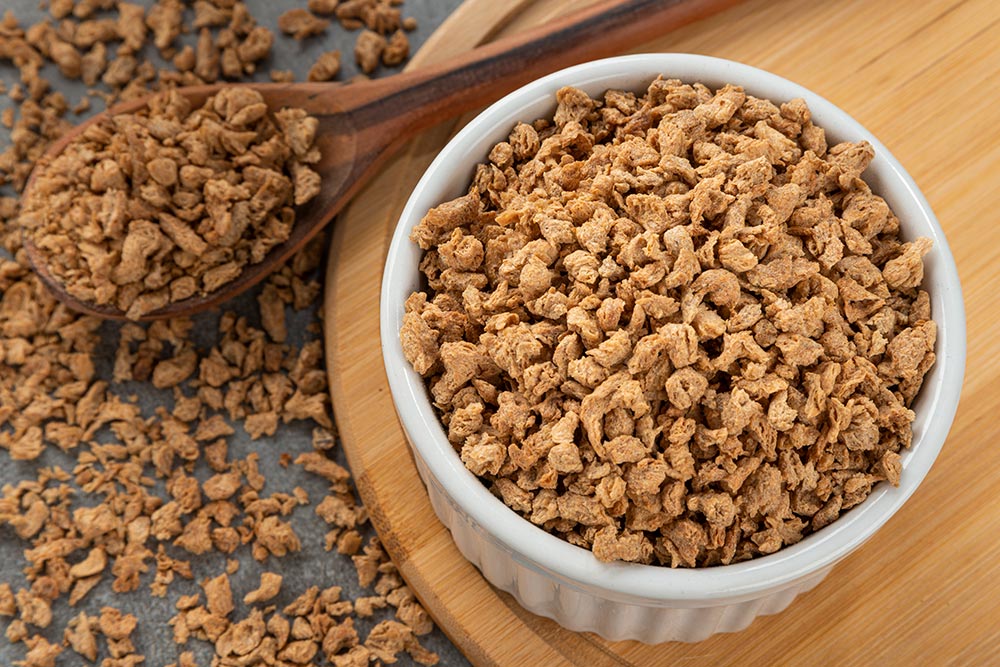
{"left": 380, "top": 54, "right": 966, "bottom": 643}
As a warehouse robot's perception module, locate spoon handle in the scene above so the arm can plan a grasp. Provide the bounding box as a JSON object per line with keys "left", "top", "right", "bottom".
{"left": 346, "top": 0, "right": 742, "bottom": 137}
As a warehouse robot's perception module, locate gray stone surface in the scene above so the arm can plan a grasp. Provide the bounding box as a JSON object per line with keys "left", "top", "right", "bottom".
{"left": 0, "top": 1, "right": 468, "bottom": 665}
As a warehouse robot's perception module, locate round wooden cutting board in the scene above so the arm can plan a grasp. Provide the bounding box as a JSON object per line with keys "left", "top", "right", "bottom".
{"left": 326, "top": 0, "right": 998, "bottom": 665}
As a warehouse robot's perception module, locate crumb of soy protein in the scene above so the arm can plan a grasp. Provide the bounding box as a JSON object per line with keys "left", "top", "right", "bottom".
{"left": 354, "top": 29, "right": 387, "bottom": 74}
{"left": 278, "top": 8, "right": 329, "bottom": 39}
{"left": 309, "top": 0, "right": 340, "bottom": 14}
{"left": 308, "top": 49, "right": 342, "bottom": 82}
{"left": 381, "top": 30, "right": 409, "bottom": 67}
{"left": 270, "top": 69, "right": 296, "bottom": 82}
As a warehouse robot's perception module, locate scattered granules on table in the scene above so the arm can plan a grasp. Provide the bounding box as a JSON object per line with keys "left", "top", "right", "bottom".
{"left": 20, "top": 87, "right": 322, "bottom": 319}
{"left": 281, "top": 0, "right": 416, "bottom": 75}
{"left": 278, "top": 8, "right": 330, "bottom": 40}
{"left": 0, "top": 1, "right": 438, "bottom": 665}
{"left": 0, "top": 0, "right": 417, "bottom": 192}
{"left": 402, "top": 78, "right": 936, "bottom": 568}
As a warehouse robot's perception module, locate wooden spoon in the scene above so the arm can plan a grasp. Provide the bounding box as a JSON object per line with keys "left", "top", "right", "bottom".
{"left": 23, "top": 0, "right": 740, "bottom": 320}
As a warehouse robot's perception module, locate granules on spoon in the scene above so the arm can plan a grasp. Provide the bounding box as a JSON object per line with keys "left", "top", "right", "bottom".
{"left": 19, "top": 87, "right": 322, "bottom": 319}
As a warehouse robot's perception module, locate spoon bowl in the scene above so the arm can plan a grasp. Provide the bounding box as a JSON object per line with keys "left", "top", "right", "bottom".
{"left": 23, "top": 81, "right": 361, "bottom": 319}
{"left": 21, "top": 0, "right": 741, "bottom": 319}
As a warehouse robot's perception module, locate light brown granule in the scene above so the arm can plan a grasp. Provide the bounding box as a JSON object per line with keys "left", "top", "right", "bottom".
{"left": 20, "top": 87, "right": 322, "bottom": 319}
{"left": 403, "top": 78, "right": 936, "bottom": 567}
{"left": 243, "top": 572, "right": 283, "bottom": 604}
{"left": 309, "top": 49, "right": 342, "bottom": 82}
{"left": 309, "top": 0, "right": 341, "bottom": 14}
{"left": 278, "top": 8, "right": 330, "bottom": 40}
{"left": 270, "top": 69, "right": 296, "bottom": 83}
{"left": 354, "top": 29, "right": 387, "bottom": 74}
{"left": 382, "top": 30, "right": 410, "bottom": 67}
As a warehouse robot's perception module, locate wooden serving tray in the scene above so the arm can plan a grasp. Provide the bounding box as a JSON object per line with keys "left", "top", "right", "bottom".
{"left": 325, "top": 0, "right": 999, "bottom": 664}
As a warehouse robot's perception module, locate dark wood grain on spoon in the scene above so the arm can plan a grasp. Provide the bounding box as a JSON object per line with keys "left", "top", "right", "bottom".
{"left": 22, "top": 0, "right": 741, "bottom": 320}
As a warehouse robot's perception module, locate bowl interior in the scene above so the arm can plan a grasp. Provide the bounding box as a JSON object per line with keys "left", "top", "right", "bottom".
{"left": 380, "top": 54, "right": 966, "bottom": 605}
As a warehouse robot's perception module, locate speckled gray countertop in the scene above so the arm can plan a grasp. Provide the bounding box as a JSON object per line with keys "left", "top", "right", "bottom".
{"left": 0, "top": 1, "right": 469, "bottom": 665}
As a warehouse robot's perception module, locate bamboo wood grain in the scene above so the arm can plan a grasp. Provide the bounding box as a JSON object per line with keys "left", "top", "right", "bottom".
{"left": 326, "top": 0, "right": 1000, "bottom": 664}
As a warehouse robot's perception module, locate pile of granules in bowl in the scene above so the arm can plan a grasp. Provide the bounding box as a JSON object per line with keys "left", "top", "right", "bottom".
{"left": 0, "top": 1, "right": 443, "bottom": 666}
{"left": 401, "top": 78, "right": 937, "bottom": 568}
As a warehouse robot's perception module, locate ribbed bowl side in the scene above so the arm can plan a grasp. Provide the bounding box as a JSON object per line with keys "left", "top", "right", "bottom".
{"left": 412, "top": 447, "right": 833, "bottom": 644}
